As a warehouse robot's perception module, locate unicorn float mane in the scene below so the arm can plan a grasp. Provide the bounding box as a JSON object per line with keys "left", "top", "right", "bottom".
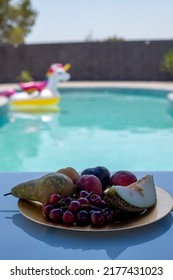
{"left": 45, "top": 63, "right": 63, "bottom": 83}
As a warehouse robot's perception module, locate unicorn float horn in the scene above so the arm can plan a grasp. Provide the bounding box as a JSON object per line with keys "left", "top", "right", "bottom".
{"left": 63, "top": 63, "right": 71, "bottom": 71}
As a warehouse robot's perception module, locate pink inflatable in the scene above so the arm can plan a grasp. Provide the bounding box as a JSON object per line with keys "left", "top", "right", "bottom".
{"left": 19, "top": 81, "right": 46, "bottom": 93}
{"left": 0, "top": 88, "right": 16, "bottom": 97}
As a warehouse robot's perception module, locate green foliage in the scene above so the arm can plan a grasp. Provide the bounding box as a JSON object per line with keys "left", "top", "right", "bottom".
{"left": 160, "top": 49, "right": 173, "bottom": 78}
{"left": 104, "top": 35, "right": 124, "bottom": 42}
{"left": 16, "top": 70, "right": 33, "bottom": 82}
{"left": 0, "top": 0, "right": 37, "bottom": 44}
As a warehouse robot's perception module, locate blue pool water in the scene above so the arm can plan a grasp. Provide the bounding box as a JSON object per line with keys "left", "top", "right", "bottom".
{"left": 0, "top": 87, "right": 173, "bottom": 172}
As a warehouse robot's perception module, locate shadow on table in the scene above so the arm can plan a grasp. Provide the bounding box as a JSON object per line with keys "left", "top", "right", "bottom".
{"left": 9, "top": 212, "right": 173, "bottom": 260}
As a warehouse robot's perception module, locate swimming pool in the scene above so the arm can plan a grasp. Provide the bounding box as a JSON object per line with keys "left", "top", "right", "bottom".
{"left": 0, "top": 87, "right": 173, "bottom": 172}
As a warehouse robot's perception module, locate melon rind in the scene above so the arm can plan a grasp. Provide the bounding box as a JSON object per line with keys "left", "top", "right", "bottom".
{"left": 105, "top": 189, "right": 146, "bottom": 212}
{"left": 105, "top": 175, "right": 157, "bottom": 212}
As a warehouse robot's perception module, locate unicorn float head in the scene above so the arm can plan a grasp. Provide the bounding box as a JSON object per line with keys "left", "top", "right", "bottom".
{"left": 43, "top": 63, "right": 71, "bottom": 96}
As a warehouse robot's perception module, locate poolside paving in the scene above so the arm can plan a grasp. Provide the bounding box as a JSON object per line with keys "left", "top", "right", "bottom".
{"left": 1, "top": 81, "right": 173, "bottom": 91}
{"left": 59, "top": 81, "right": 173, "bottom": 91}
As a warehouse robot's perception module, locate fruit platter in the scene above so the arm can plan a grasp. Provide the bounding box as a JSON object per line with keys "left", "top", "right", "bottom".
{"left": 4, "top": 167, "right": 173, "bottom": 231}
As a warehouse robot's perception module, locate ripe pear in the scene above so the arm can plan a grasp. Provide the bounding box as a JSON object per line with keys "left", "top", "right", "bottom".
{"left": 4, "top": 172, "right": 74, "bottom": 203}
{"left": 57, "top": 167, "right": 80, "bottom": 183}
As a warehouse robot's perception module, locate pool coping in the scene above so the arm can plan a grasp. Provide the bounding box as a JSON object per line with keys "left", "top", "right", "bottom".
{"left": 1, "top": 81, "right": 173, "bottom": 91}
{"left": 59, "top": 81, "right": 173, "bottom": 91}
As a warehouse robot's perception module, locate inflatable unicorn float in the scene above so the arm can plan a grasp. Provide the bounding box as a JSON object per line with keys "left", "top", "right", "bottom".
{"left": 2, "top": 63, "right": 71, "bottom": 112}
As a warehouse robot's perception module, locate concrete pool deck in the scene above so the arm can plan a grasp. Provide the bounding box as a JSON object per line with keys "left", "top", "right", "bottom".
{"left": 1, "top": 81, "right": 173, "bottom": 91}
{"left": 59, "top": 81, "right": 173, "bottom": 91}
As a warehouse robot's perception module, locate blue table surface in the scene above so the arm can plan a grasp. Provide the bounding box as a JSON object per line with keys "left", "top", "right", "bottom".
{"left": 0, "top": 171, "right": 173, "bottom": 260}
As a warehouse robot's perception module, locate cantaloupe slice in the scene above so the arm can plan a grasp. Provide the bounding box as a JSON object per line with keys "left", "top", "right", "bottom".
{"left": 105, "top": 175, "right": 157, "bottom": 212}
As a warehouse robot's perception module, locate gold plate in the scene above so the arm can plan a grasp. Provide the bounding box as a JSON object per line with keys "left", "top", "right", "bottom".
{"left": 18, "top": 187, "right": 173, "bottom": 232}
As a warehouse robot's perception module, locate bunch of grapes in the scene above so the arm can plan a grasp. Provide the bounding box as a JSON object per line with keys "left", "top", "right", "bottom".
{"left": 42, "top": 190, "right": 122, "bottom": 227}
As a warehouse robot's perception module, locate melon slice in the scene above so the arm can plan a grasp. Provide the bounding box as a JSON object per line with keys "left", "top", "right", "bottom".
{"left": 105, "top": 175, "right": 157, "bottom": 212}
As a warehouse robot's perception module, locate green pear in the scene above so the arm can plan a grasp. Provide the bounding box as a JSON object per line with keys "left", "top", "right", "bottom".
{"left": 4, "top": 172, "right": 74, "bottom": 203}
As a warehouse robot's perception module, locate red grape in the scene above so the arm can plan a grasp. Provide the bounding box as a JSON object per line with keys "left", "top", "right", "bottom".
{"left": 90, "top": 194, "right": 102, "bottom": 206}
{"left": 44, "top": 184, "right": 128, "bottom": 227}
{"left": 42, "top": 204, "right": 54, "bottom": 218}
{"left": 91, "top": 211, "right": 105, "bottom": 226}
{"left": 79, "top": 190, "right": 90, "bottom": 198}
{"left": 49, "top": 193, "right": 62, "bottom": 204}
{"left": 68, "top": 200, "right": 81, "bottom": 211}
{"left": 78, "top": 197, "right": 89, "bottom": 205}
{"left": 49, "top": 208, "right": 63, "bottom": 222}
{"left": 77, "top": 210, "right": 90, "bottom": 225}
{"left": 63, "top": 210, "right": 75, "bottom": 224}
{"left": 101, "top": 208, "right": 113, "bottom": 223}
